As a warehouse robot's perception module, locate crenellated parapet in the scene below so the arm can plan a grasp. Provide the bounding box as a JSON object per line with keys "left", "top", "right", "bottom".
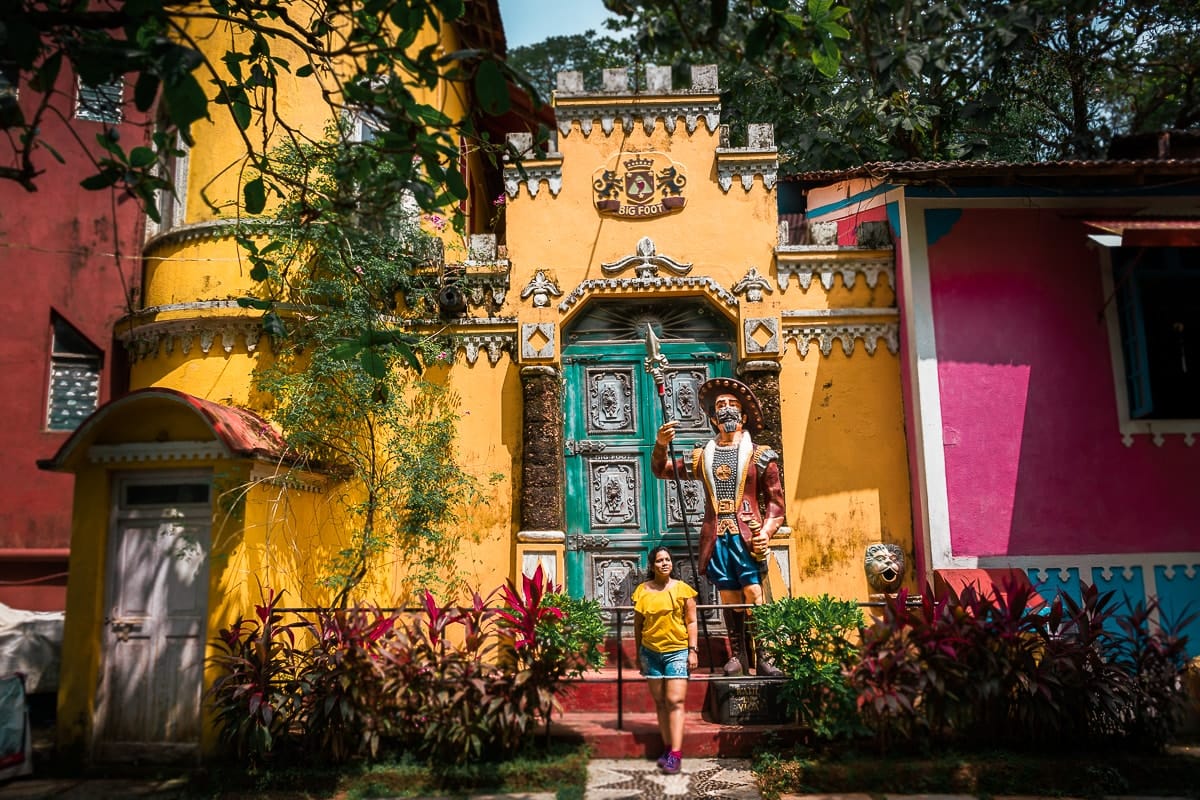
{"left": 715, "top": 123, "right": 778, "bottom": 193}
{"left": 552, "top": 65, "right": 720, "bottom": 138}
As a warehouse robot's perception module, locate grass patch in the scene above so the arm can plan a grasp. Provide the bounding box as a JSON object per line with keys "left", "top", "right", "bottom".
{"left": 754, "top": 740, "right": 1200, "bottom": 800}
{"left": 183, "top": 741, "right": 590, "bottom": 799}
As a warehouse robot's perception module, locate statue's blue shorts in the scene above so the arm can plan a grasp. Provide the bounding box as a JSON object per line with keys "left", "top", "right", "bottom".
{"left": 705, "top": 530, "right": 762, "bottom": 590}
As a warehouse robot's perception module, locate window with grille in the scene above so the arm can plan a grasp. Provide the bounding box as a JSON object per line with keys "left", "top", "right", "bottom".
{"left": 47, "top": 314, "right": 103, "bottom": 431}
{"left": 76, "top": 76, "right": 123, "bottom": 123}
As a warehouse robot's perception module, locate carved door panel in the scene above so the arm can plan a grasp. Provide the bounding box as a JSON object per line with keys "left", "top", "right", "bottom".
{"left": 562, "top": 335, "right": 731, "bottom": 610}
{"left": 93, "top": 473, "right": 211, "bottom": 763}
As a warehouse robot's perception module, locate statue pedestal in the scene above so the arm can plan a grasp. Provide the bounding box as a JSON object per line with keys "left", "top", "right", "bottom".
{"left": 706, "top": 678, "right": 790, "bottom": 725}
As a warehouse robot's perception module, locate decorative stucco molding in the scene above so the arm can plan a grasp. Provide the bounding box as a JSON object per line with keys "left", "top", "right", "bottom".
{"left": 715, "top": 124, "right": 778, "bottom": 193}
{"left": 89, "top": 441, "right": 226, "bottom": 464}
{"left": 782, "top": 314, "right": 900, "bottom": 357}
{"left": 601, "top": 237, "right": 692, "bottom": 277}
{"left": 143, "top": 218, "right": 241, "bottom": 252}
{"left": 775, "top": 248, "right": 895, "bottom": 292}
{"left": 117, "top": 317, "right": 264, "bottom": 361}
{"left": 553, "top": 65, "right": 721, "bottom": 138}
{"left": 521, "top": 322, "right": 556, "bottom": 360}
{"left": 503, "top": 159, "right": 564, "bottom": 199}
{"left": 459, "top": 333, "right": 514, "bottom": 365}
{"left": 520, "top": 270, "right": 563, "bottom": 307}
{"left": 249, "top": 463, "right": 325, "bottom": 494}
{"left": 732, "top": 267, "right": 773, "bottom": 302}
{"left": 743, "top": 317, "right": 780, "bottom": 355}
{"left": 558, "top": 275, "right": 738, "bottom": 313}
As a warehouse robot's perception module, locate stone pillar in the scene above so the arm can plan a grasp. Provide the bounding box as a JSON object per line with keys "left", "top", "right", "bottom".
{"left": 738, "top": 360, "right": 783, "bottom": 466}
{"left": 520, "top": 365, "right": 564, "bottom": 531}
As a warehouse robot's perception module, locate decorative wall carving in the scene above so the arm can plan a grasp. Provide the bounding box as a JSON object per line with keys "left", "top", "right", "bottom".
{"left": 459, "top": 334, "right": 514, "bottom": 365}
{"left": 601, "top": 237, "right": 692, "bottom": 277}
{"left": 521, "top": 322, "right": 556, "bottom": 360}
{"left": 558, "top": 275, "right": 739, "bottom": 313}
{"left": 88, "top": 441, "right": 225, "bottom": 463}
{"left": 520, "top": 270, "right": 562, "bottom": 307}
{"left": 865, "top": 543, "right": 906, "bottom": 594}
{"left": 775, "top": 252, "right": 895, "bottom": 292}
{"left": 783, "top": 323, "right": 900, "bottom": 357}
{"left": 743, "top": 317, "right": 780, "bottom": 355}
{"left": 118, "top": 318, "right": 263, "bottom": 362}
{"left": 733, "top": 267, "right": 773, "bottom": 302}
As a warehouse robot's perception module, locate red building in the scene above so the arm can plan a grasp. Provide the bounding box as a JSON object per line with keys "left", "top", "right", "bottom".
{"left": 0, "top": 68, "right": 147, "bottom": 610}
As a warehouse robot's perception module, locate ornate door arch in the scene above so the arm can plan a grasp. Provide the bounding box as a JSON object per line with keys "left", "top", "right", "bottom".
{"left": 561, "top": 299, "right": 733, "bottom": 608}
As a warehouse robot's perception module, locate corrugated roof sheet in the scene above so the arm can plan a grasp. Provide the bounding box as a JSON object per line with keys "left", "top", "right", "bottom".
{"left": 789, "top": 156, "right": 1200, "bottom": 184}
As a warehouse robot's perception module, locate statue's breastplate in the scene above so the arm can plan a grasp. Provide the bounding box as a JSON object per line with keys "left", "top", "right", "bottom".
{"left": 712, "top": 444, "right": 740, "bottom": 534}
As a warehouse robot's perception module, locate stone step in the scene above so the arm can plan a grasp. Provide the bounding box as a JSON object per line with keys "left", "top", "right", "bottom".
{"left": 546, "top": 710, "right": 805, "bottom": 759}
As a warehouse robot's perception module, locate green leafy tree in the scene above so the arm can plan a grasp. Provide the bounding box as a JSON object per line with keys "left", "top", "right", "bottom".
{"left": 2, "top": 0, "right": 540, "bottom": 225}
{"left": 244, "top": 126, "right": 485, "bottom": 605}
{"left": 507, "top": 31, "right": 637, "bottom": 97}
{"left": 604, "top": 0, "right": 1200, "bottom": 169}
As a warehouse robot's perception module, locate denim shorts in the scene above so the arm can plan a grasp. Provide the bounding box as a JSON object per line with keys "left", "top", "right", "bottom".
{"left": 640, "top": 645, "right": 690, "bottom": 679}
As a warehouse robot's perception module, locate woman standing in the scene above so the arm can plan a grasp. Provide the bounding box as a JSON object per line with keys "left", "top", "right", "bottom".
{"left": 632, "top": 546, "right": 698, "bottom": 775}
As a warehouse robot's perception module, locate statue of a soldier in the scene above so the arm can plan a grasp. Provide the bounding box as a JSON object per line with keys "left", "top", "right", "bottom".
{"left": 651, "top": 377, "right": 784, "bottom": 676}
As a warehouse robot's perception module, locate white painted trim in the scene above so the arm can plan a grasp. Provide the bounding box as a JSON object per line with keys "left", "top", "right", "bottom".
{"left": 89, "top": 441, "right": 226, "bottom": 464}
{"left": 1095, "top": 242, "right": 1200, "bottom": 446}
{"left": 896, "top": 197, "right": 956, "bottom": 574}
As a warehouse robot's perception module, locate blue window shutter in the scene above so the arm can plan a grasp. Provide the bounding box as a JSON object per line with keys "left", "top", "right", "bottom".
{"left": 1114, "top": 259, "right": 1153, "bottom": 418}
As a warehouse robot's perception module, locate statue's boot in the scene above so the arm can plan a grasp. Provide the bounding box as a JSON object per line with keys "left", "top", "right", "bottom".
{"left": 752, "top": 636, "right": 783, "bottom": 676}
{"left": 745, "top": 612, "right": 783, "bottom": 676}
{"left": 722, "top": 610, "right": 745, "bottom": 676}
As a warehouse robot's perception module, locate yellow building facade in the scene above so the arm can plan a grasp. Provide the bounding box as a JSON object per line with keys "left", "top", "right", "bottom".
{"left": 46, "top": 51, "right": 913, "bottom": 761}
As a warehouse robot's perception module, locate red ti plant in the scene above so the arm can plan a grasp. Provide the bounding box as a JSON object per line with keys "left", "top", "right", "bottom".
{"left": 495, "top": 565, "right": 564, "bottom": 730}
{"left": 205, "top": 588, "right": 304, "bottom": 763}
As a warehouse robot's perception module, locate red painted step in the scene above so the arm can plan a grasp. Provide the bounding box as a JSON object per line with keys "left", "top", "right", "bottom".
{"left": 546, "top": 710, "right": 806, "bottom": 759}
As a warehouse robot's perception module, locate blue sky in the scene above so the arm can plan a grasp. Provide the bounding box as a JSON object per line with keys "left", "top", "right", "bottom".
{"left": 497, "top": 0, "right": 622, "bottom": 49}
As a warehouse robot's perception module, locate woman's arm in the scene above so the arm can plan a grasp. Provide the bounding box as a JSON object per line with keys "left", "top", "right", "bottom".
{"left": 684, "top": 597, "right": 698, "bottom": 668}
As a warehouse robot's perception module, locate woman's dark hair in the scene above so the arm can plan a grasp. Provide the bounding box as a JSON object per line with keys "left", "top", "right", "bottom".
{"left": 645, "top": 545, "right": 674, "bottom": 581}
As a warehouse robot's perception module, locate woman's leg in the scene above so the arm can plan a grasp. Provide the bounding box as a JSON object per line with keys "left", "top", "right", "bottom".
{"left": 646, "top": 678, "right": 670, "bottom": 748}
{"left": 664, "top": 677, "right": 689, "bottom": 751}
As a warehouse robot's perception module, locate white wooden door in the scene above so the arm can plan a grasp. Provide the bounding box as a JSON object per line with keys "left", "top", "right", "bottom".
{"left": 93, "top": 474, "right": 211, "bottom": 763}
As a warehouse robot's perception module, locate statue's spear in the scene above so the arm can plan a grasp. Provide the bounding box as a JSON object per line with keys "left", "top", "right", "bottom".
{"left": 644, "top": 324, "right": 714, "bottom": 667}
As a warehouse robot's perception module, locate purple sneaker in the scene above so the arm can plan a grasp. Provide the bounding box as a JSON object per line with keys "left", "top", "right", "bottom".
{"left": 660, "top": 752, "right": 682, "bottom": 774}
{"left": 656, "top": 751, "right": 670, "bottom": 769}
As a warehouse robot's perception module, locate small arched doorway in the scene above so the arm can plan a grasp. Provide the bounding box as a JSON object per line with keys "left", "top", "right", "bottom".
{"left": 560, "top": 298, "right": 734, "bottom": 608}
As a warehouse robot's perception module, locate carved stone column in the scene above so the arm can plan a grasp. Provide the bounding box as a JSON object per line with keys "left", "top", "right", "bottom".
{"left": 738, "top": 360, "right": 783, "bottom": 464}
{"left": 520, "top": 365, "right": 564, "bottom": 531}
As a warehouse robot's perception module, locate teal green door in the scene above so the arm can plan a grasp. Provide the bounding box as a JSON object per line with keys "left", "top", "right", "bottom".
{"left": 560, "top": 300, "right": 733, "bottom": 607}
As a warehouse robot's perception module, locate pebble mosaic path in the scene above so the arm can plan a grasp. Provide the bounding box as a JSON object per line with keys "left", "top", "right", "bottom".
{"left": 585, "top": 758, "right": 761, "bottom": 799}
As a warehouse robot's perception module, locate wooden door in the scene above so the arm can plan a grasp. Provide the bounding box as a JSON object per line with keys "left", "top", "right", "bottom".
{"left": 561, "top": 300, "right": 732, "bottom": 611}
{"left": 93, "top": 474, "right": 211, "bottom": 763}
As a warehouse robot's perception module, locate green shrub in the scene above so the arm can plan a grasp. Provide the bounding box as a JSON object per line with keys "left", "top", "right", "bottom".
{"left": 752, "top": 595, "right": 865, "bottom": 739}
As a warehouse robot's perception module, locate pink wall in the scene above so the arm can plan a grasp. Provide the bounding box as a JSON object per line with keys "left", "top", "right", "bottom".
{"left": 0, "top": 68, "right": 147, "bottom": 608}
{"left": 928, "top": 208, "right": 1195, "bottom": 557}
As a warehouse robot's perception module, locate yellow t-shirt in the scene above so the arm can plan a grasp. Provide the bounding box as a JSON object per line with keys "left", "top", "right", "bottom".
{"left": 632, "top": 580, "right": 698, "bottom": 653}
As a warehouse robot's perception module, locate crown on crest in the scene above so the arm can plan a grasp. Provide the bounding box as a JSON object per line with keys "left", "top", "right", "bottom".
{"left": 623, "top": 156, "right": 655, "bottom": 171}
